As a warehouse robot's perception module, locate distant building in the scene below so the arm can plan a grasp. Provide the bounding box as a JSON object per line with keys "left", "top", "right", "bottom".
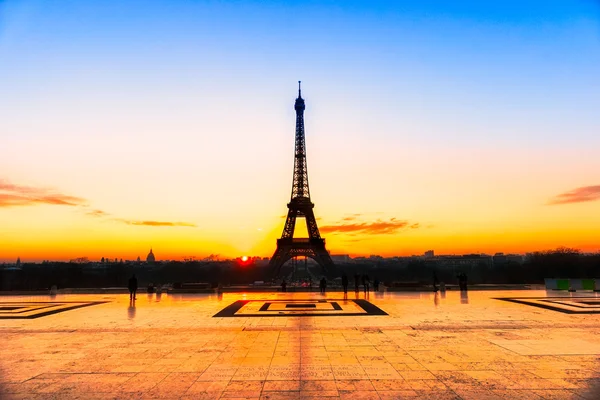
{"left": 493, "top": 253, "right": 524, "bottom": 267}
{"left": 507, "top": 254, "right": 524, "bottom": 264}
{"left": 146, "top": 249, "right": 156, "bottom": 264}
{"left": 493, "top": 253, "right": 507, "bottom": 267}
{"left": 16, "top": 257, "right": 21, "bottom": 267}
{"left": 424, "top": 250, "right": 434, "bottom": 258}
{"left": 431, "top": 254, "right": 493, "bottom": 271}
{"left": 331, "top": 254, "right": 351, "bottom": 263}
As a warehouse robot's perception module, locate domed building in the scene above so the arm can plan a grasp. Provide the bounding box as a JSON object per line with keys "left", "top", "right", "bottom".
{"left": 146, "top": 248, "right": 156, "bottom": 264}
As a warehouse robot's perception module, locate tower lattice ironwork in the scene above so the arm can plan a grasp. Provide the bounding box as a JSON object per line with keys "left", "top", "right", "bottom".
{"left": 269, "top": 82, "right": 335, "bottom": 277}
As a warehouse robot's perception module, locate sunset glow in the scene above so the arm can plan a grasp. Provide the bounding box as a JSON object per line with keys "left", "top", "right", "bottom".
{"left": 1, "top": 1, "right": 599, "bottom": 262}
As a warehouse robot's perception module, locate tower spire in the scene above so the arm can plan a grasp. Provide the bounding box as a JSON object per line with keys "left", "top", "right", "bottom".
{"left": 298, "top": 80, "right": 302, "bottom": 98}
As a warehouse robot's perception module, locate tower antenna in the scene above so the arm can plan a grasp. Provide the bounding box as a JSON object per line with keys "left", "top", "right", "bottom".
{"left": 298, "top": 80, "right": 301, "bottom": 97}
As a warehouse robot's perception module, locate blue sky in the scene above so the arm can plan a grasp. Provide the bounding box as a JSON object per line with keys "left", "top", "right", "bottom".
{"left": 2, "top": 0, "right": 598, "bottom": 147}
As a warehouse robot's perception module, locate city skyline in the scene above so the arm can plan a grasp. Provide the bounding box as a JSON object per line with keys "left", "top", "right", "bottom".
{"left": 1, "top": 1, "right": 599, "bottom": 262}
{"left": 0, "top": 249, "right": 536, "bottom": 264}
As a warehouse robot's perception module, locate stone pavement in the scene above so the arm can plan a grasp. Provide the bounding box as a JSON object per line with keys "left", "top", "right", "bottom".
{"left": 1, "top": 290, "right": 600, "bottom": 399}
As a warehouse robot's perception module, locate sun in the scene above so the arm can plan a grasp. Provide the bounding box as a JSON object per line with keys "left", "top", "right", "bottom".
{"left": 241, "top": 256, "right": 248, "bottom": 262}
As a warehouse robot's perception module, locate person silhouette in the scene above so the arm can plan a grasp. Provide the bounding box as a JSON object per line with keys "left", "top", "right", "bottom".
{"left": 320, "top": 277, "right": 327, "bottom": 294}
{"left": 281, "top": 279, "right": 287, "bottom": 293}
{"left": 362, "top": 274, "right": 370, "bottom": 294}
{"left": 458, "top": 272, "right": 468, "bottom": 291}
{"left": 128, "top": 274, "right": 138, "bottom": 301}
{"left": 354, "top": 274, "right": 360, "bottom": 293}
{"left": 342, "top": 274, "right": 348, "bottom": 294}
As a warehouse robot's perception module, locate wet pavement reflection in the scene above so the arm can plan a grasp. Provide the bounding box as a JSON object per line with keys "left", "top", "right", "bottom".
{"left": 128, "top": 300, "right": 136, "bottom": 320}
{"left": 1, "top": 290, "right": 599, "bottom": 399}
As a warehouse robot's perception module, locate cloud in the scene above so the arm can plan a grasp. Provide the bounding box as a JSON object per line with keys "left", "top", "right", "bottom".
{"left": 548, "top": 185, "right": 600, "bottom": 205}
{"left": 0, "top": 180, "right": 86, "bottom": 207}
{"left": 89, "top": 210, "right": 195, "bottom": 228}
{"left": 86, "top": 209, "right": 109, "bottom": 217}
{"left": 115, "top": 219, "right": 197, "bottom": 227}
{"left": 320, "top": 219, "right": 415, "bottom": 235}
{"left": 1, "top": 179, "right": 197, "bottom": 229}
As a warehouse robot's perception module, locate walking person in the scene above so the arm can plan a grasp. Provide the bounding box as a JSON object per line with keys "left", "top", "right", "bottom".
{"left": 342, "top": 274, "right": 348, "bottom": 294}
{"left": 128, "top": 274, "right": 138, "bottom": 301}
{"left": 457, "top": 272, "right": 468, "bottom": 291}
{"left": 362, "top": 274, "right": 370, "bottom": 294}
{"left": 281, "top": 279, "right": 287, "bottom": 292}
{"left": 354, "top": 274, "right": 360, "bottom": 293}
{"left": 320, "top": 277, "right": 327, "bottom": 294}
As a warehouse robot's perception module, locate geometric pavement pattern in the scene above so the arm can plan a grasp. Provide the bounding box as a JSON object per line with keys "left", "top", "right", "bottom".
{"left": 495, "top": 297, "right": 600, "bottom": 314}
{"left": 213, "top": 299, "right": 388, "bottom": 317}
{"left": 0, "top": 301, "right": 109, "bottom": 319}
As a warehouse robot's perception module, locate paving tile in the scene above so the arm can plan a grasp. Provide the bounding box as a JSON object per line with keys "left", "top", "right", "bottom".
{"left": 338, "top": 390, "right": 381, "bottom": 399}
{"left": 232, "top": 366, "right": 269, "bottom": 380}
{"left": 331, "top": 365, "right": 368, "bottom": 380}
{"left": 398, "top": 370, "right": 438, "bottom": 380}
{"left": 119, "top": 372, "right": 169, "bottom": 392}
{"left": 300, "top": 365, "right": 334, "bottom": 380}
{"left": 301, "top": 381, "right": 338, "bottom": 391}
{"left": 267, "top": 365, "right": 301, "bottom": 381}
{"left": 260, "top": 392, "right": 304, "bottom": 399}
{"left": 334, "top": 380, "right": 375, "bottom": 391}
{"left": 376, "top": 390, "right": 420, "bottom": 399}
{"left": 531, "top": 389, "right": 585, "bottom": 399}
{"left": 299, "top": 390, "right": 339, "bottom": 397}
{"left": 263, "top": 380, "right": 301, "bottom": 391}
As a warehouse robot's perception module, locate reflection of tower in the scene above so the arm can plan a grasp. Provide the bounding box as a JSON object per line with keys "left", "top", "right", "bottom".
{"left": 269, "top": 82, "right": 335, "bottom": 277}
{"left": 146, "top": 248, "right": 155, "bottom": 264}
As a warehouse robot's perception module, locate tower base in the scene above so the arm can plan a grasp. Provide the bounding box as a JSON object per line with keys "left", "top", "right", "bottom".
{"left": 269, "top": 238, "right": 335, "bottom": 278}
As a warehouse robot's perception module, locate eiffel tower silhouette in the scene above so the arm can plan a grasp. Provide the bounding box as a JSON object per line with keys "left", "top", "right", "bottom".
{"left": 269, "top": 82, "right": 335, "bottom": 277}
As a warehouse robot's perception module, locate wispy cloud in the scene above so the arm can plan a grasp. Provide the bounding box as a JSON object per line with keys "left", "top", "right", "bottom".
{"left": 342, "top": 214, "right": 365, "bottom": 221}
{"left": 86, "top": 208, "right": 195, "bottom": 228}
{"left": 548, "top": 185, "right": 600, "bottom": 205}
{"left": 1, "top": 179, "right": 197, "bottom": 228}
{"left": 0, "top": 180, "right": 86, "bottom": 207}
{"left": 86, "top": 209, "right": 109, "bottom": 217}
{"left": 115, "top": 219, "right": 197, "bottom": 227}
{"left": 320, "top": 218, "right": 416, "bottom": 235}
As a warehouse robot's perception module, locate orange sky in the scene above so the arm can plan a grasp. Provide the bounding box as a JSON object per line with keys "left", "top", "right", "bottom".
{"left": 1, "top": 1, "right": 599, "bottom": 262}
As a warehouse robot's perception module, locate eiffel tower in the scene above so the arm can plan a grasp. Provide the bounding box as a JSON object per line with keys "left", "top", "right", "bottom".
{"left": 269, "top": 82, "right": 335, "bottom": 277}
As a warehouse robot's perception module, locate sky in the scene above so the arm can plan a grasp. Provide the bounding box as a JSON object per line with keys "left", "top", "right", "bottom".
{"left": 1, "top": 0, "right": 599, "bottom": 262}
